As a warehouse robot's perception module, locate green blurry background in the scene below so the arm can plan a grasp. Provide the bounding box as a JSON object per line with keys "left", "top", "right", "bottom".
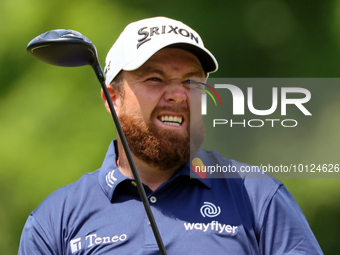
{"left": 1, "top": 0, "right": 339, "bottom": 254}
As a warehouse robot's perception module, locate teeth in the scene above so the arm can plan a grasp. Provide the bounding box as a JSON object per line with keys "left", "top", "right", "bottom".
{"left": 163, "top": 122, "right": 180, "bottom": 126}
{"left": 159, "top": 115, "right": 183, "bottom": 124}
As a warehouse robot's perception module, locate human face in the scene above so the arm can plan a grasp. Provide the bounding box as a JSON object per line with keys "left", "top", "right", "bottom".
{"left": 115, "top": 48, "right": 206, "bottom": 169}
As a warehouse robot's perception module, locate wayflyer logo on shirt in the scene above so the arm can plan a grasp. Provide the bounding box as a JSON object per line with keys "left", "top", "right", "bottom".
{"left": 183, "top": 201, "right": 238, "bottom": 235}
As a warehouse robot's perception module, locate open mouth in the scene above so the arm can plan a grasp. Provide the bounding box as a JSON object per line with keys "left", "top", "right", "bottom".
{"left": 158, "top": 115, "right": 183, "bottom": 126}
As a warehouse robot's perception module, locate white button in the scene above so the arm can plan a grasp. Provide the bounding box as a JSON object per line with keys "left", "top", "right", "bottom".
{"left": 131, "top": 181, "right": 137, "bottom": 187}
{"left": 150, "top": 196, "right": 157, "bottom": 203}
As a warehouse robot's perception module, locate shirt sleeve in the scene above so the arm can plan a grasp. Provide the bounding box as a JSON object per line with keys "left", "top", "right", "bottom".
{"left": 259, "top": 185, "right": 324, "bottom": 255}
{"left": 18, "top": 215, "right": 58, "bottom": 255}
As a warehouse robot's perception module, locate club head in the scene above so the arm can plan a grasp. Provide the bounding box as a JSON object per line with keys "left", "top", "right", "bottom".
{"left": 27, "top": 29, "right": 98, "bottom": 67}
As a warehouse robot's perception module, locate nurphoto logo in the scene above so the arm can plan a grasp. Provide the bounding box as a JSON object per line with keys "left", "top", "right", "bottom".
{"left": 195, "top": 79, "right": 312, "bottom": 128}
{"left": 195, "top": 82, "right": 222, "bottom": 115}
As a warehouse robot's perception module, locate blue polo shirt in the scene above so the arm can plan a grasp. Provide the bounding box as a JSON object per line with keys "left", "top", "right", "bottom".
{"left": 18, "top": 140, "right": 323, "bottom": 254}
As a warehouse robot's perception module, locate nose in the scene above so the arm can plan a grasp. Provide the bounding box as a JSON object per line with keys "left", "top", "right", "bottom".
{"left": 163, "top": 79, "right": 187, "bottom": 105}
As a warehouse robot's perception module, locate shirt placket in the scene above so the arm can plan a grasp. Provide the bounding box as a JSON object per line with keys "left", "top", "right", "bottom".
{"left": 142, "top": 193, "right": 161, "bottom": 254}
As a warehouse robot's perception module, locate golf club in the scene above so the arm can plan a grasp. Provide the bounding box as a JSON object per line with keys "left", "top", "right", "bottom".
{"left": 27, "top": 29, "right": 167, "bottom": 255}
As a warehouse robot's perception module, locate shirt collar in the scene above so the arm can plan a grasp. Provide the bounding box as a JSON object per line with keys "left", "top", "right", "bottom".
{"left": 170, "top": 151, "right": 212, "bottom": 189}
{"left": 98, "top": 140, "right": 130, "bottom": 201}
{"left": 99, "top": 140, "right": 211, "bottom": 201}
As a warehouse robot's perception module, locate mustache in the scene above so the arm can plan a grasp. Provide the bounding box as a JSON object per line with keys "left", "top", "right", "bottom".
{"left": 152, "top": 105, "right": 190, "bottom": 117}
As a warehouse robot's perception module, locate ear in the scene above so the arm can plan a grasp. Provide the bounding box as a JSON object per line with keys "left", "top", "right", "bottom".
{"left": 101, "top": 84, "right": 121, "bottom": 116}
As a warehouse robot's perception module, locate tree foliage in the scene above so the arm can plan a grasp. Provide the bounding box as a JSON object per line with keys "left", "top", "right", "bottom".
{"left": 1, "top": 0, "right": 339, "bottom": 253}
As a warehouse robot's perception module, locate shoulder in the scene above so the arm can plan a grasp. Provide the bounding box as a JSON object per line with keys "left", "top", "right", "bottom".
{"left": 30, "top": 170, "right": 102, "bottom": 222}
{"left": 200, "top": 148, "right": 282, "bottom": 190}
{"left": 199, "top": 149, "right": 283, "bottom": 221}
{"left": 19, "top": 170, "right": 103, "bottom": 254}
{"left": 43, "top": 170, "right": 99, "bottom": 199}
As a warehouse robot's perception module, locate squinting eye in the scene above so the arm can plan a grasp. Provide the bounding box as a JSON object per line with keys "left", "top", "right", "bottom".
{"left": 184, "top": 80, "right": 201, "bottom": 89}
{"left": 148, "top": 77, "right": 162, "bottom": 82}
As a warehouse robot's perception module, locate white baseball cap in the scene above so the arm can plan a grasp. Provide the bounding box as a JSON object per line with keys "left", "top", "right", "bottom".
{"left": 104, "top": 16, "right": 218, "bottom": 84}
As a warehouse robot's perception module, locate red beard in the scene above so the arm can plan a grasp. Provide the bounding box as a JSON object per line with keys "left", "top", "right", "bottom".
{"left": 119, "top": 105, "right": 205, "bottom": 170}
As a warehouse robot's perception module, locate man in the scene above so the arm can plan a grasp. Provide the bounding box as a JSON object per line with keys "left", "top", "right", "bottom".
{"left": 18, "top": 17, "right": 323, "bottom": 254}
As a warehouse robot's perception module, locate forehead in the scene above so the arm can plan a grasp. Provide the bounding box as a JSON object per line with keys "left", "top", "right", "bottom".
{"left": 128, "top": 48, "right": 205, "bottom": 77}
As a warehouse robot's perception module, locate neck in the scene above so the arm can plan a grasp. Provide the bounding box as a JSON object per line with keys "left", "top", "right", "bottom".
{"left": 116, "top": 141, "right": 179, "bottom": 191}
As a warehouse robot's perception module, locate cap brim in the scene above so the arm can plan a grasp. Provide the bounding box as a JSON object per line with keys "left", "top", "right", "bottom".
{"left": 166, "top": 43, "right": 218, "bottom": 73}
{"left": 123, "top": 42, "right": 218, "bottom": 74}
